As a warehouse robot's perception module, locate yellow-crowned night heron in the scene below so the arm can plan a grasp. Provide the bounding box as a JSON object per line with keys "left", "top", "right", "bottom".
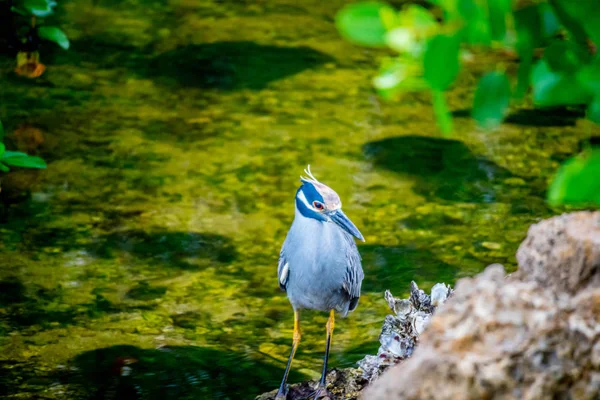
{"left": 275, "top": 166, "right": 364, "bottom": 400}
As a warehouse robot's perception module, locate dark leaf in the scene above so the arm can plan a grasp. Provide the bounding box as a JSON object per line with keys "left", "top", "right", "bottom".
{"left": 549, "top": 0, "right": 599, "bottom": 46}
{"left": 577, "top": 56, "right": 600, "bottom": 94}
{"left": 488, "top": 0, "right": 511, "bottom": 41}
{"left": 588, "top": 96, "right": 600, "bottom": 125}
{"left": 544, "top": 40, "right": 588, "bottom": 74}
{"left": 513, "top": 5, "right": 542, "bottom": 98}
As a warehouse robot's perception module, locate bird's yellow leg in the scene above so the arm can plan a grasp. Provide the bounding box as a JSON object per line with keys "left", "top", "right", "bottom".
{"left": 275, "top": 311, "right": 301, "bottom": 400}
{"left": 314, "top": 310, "right": 335, "bottom": 399}
{"left": 327, "top": 309, "right": 335, "bottom": 336}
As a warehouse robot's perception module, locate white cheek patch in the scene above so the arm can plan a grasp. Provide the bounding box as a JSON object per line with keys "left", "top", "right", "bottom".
{"left": 297, "top": 190, "right": 317, "bottom": 212}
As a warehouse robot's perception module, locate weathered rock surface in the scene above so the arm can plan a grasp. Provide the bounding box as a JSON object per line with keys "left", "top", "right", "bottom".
{"left": 515, "top": 210, "right": 600, "bottom": 294}
{"left": 357, "top": 282, "right": 452, "bottom": 383}
{"left": 256, "top": 368, "right": 367, "bottom": 400}
{"left": 364, "top": 211, "right": 600, "bottom": 400}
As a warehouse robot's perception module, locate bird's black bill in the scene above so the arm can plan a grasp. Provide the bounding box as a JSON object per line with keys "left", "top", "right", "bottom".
{"left": 328, "top": 209, "right": 365, "bottom": 242}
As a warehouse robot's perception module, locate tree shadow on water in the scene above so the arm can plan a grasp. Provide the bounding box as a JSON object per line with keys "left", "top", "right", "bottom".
{"left": 22, "top": 229, "right": 238, "bottom": 271}
{"left": 359, "top": 244, "right": 460, "bottom": 294}
{"left": 57, "top": 345, "right": 304, "bottom": 400}
{"left": 452, "top": 107, "right": 583, "bottom": 127}
{"left": 146, "top": 41, "right": 333, "bottom": 90}
{"left": 62, "top": 39, "right": 333, "bottom": 90}
{"left": 0, "top": 276, "right": 155, "bottom": 331}
{"left": 363, "top": 135, "right": 514, "bottom": 203}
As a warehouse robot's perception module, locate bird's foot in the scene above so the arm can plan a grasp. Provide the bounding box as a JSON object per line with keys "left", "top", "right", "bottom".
{"left": 310, "top": 384, "right": 331, "bottom": 400}
{"left": 275, "top": 385, "right": 288, "bottom": 400}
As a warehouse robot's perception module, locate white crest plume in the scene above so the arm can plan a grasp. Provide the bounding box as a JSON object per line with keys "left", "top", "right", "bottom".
{"left": 300, "top": 164, "right": 322, "bottom": 185}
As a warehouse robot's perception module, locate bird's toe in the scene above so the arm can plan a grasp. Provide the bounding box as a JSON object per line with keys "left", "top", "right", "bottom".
{"left": 274, "top": 385, "right": 288, "bottom": 400}
{"left": 310, "top": 385, "right": 331, "bottom": 400}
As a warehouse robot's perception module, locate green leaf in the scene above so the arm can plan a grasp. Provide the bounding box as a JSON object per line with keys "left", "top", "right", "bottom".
{"left": 385, "top": 28, "right": 417, "bottom": 53}
{"left": 38, "top": 26, "right": 70, "bottom": 50}
{"left": 432, "top": 89, "right": 453, "bottom": 136}
{"left": 22, "top": 0, "right": 56, "bottom": 17}
{"left": 423, "top": 35, "right": 460, "bottom": 91}
{"left": 0, "top": 163, "right": 9, "bottom": 172}
{"left": 472, "top": 72, "right": 511, "bottom": 130}
{"left": 10, "top": 6, "right": 28, "bottom": 16}
{"left": 427, "top": 0, "right": 460, "bottom": 21}
{"left": 544, "top": 40, "right": 588, "bottom": 74}
{"left": 458, "top": 0, "right": 491, "bottom": 45}
{"left": 577, "top": 56, "right": 600, "bottom": 94}
{"left": 0, "top": 143, "right": 5, "bottom": 158}
{"left": 513, "top": 5, "right": 542, "bottom": 99}
{"left": 399, "top": 5, "right": 437, "bottom": 34}
{"left": 2, "top": 155, "right": 47, "bottom": 169}
{"left": 2, "top": 150, "right": 30, "bottom": 159}
{"left": 532, "top": 60, "right": 592, "bottom": 107}
{"left": 588, "top": 96, "right": 600, "bottom": 125}
{"left": 373, "top": 59, "right": 406, "bottom": 92}
{"left": 547, "top": 148, "right": 600, "bottom": 207}
{"left": 335, "top": 2, "right": 396, "bottom": 47}
{"left": 549, "top": 0, "right": 599, "bottom": 46}
{"left": 539, "top": 3, "right": 561, "bottom": 38}
{"left": 373, "top": 58, "right": 427, "bottom": 99}
{"left": 487, "top": 0, "right": 511, "bottom": 42}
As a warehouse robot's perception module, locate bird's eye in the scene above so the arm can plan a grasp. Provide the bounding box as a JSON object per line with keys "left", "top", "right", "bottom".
{"left": 313, "top": 201, "right": 324, "bottom": 210}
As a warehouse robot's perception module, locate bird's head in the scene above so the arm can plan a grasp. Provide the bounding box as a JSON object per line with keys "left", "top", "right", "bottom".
{"left": 295, "top": 165, "right": 365, "bottom": 242}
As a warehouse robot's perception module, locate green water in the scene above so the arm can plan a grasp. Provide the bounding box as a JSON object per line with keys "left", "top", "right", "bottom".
{"left": 0, "top": 0, "right": 595, "bottom": 399}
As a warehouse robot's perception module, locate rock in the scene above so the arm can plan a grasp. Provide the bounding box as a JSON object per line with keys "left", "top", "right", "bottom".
{"left": 364, "top": 211, "right": 600, "bottom": 400}
{"left": 515, "top": 211, "right": 600, "bottom": 294}
{"left": 256, "top": 368, "right": 366, "bottom": 400}
{"left": 357, "top": 282, "right": 452, "bottom": 383}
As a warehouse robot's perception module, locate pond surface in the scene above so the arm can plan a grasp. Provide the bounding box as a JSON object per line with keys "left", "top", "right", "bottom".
{"left": 0, "top": 0, "right": 593, "bottom": 399}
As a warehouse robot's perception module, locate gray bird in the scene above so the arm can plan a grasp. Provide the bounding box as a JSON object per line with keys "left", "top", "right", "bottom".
{"left": 275, "top": 165, "right": 364, "bottom": 400}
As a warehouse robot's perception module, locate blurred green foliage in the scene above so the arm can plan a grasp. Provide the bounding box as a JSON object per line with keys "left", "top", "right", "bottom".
{"left": 11, "top": 0, "right": 69, "bottom": 50}
{"left": 335, "top": 0, "right": 600, "bottom": 133}
{"left": 547, "top": 148, "right": 600, "bottom": 207}
{"left": 336, "top": 0, "right": 600, "bottom": 207}
{"left": 0, "top": 119, "right": 46, "bottom": 172}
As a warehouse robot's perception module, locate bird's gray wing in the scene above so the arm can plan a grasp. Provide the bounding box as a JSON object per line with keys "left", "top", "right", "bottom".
{"left": 342, "top": 236, "right": 364, "bottom": 312}
{"left": 277, "top": 248, "right": 289, "bottom": 291}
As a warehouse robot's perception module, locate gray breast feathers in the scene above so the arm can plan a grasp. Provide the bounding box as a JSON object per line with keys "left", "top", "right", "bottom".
{"left": 277, "top": 233, "right": 363, "bottom": 306}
